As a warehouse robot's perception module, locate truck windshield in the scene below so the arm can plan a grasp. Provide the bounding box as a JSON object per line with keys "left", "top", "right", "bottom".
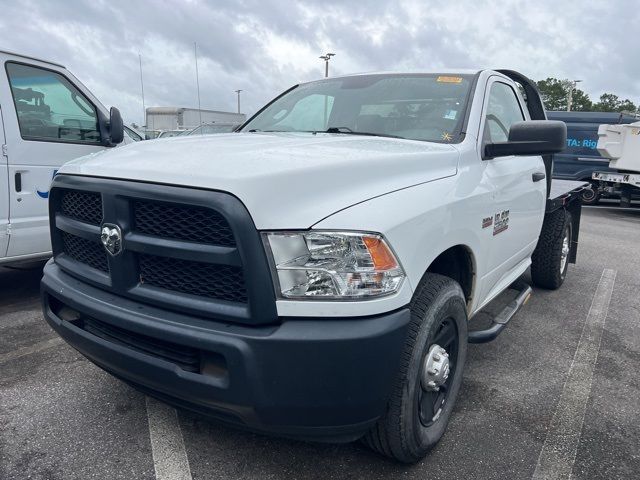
{"left": 241, "top": 74, "right": 474, "bottom": 143}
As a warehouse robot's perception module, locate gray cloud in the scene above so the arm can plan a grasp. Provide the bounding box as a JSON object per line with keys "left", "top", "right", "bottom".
{"left": 1, "top": 0, "right": 638, "bottom": 126}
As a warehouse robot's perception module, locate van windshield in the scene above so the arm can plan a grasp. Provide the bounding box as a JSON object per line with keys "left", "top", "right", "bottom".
{"left": 241, "top": 74, "right": 474, "bottom": 143}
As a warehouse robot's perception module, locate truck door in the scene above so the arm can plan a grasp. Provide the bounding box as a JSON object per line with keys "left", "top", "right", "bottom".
{"left": 479, "top": 78, "right": 547, "bottom": 296}
{"left": 2, "top": 61, "right": 106, "bottom": 258}
{"left": 0, "top": 105, "right": 9, "bottom": 258}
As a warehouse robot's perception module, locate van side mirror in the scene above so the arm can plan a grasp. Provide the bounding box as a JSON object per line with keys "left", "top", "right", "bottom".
{"left": 484, "top": 120, "right": 566, "bottom": 159}
{"left": 108, "top": 107, "right": 124, "bottom": 145}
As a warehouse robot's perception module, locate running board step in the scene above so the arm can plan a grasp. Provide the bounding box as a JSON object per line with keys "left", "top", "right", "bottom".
{"left": 468, "top": 282, "right": 533, "bottom": 344}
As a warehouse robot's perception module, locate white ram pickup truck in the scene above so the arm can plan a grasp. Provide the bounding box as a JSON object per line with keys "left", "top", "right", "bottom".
{"left": 41, "top": 69, "right": 584, "bottom": 462}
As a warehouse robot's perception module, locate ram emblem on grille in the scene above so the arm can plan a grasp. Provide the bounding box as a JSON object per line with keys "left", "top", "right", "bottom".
{"left": 100, "top": 224, "right": 123, "bottom": 256}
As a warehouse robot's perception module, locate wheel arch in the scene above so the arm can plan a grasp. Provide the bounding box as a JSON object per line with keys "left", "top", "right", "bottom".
{"left": 419, "top": 244, "right": 477, "bottom": 311}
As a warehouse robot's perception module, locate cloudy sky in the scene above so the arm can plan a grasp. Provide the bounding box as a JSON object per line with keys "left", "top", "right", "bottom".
{"left": 2, "top": 0, "right": 638, "bottom": 126}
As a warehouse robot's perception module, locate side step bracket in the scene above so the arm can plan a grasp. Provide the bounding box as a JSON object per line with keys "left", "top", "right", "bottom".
{"left": 468, "top": 282, "right": 533, "bottom": 344}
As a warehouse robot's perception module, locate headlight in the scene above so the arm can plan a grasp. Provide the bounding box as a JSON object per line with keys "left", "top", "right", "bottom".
{"left": 263, "top": 231, "right": 405, "bottom": 299}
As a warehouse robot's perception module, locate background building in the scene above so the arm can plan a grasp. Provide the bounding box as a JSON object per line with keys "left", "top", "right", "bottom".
{"left": 145, "top": 107, "right": 246, "bottom": 131}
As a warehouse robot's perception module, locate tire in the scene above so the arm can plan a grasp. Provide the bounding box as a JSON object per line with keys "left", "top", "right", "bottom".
{"left": 362, "top": 273, "right": 468, "bottom": 463}
{"left": 531, "top": 209, "right": 572, "bottom": 290}
{"left": 580, "top": 182, "right": 599, "bottom": 205}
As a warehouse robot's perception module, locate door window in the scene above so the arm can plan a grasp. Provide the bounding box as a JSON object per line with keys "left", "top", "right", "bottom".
{"left": 484, "top": 82, "right": 525, "bottom": 143}
{"left": 6, "top": 62, "right": 101, "bottom": 144}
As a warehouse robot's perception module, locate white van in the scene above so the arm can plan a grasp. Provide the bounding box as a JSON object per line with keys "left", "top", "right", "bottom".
{"left": 0, "top": 49, "right": 124, "bottom": 266}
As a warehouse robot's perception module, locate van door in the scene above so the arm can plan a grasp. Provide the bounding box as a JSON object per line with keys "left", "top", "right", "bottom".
{"left": 2, "top": 61, "right": 106, "bottom": 258}
{"left": 0, "top": 105, "right": 9, "bottom": 258}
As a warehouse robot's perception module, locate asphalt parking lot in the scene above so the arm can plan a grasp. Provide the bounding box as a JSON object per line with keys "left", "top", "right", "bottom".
{"left": 1, "top": 206, "right": 639, "bottom": 480}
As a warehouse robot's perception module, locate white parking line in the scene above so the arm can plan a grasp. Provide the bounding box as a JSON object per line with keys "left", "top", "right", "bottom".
{"left": 532, "top": 268, "right": 617, "bottom": 480}
{"left": 0, "top": 337, "right": 62, "bottom": 364}
{"left": 146, "top": 396, "right": 193, "bottom": 480}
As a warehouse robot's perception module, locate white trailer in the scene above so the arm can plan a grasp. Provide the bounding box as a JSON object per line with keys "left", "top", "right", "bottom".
{"left": 594, "top": 121, "right": 640, "bottom": 207}
{"left": 146, "top": 107, "right": 245, "bottom": 131}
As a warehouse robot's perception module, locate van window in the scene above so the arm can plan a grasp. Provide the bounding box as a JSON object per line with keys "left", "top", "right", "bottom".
{"left": 124, "top": 126, "right": 143, "bottom": 142}
{"left": 484, "top": 82, "right": 525, "bottom": 143}
{"left": 6, "top": 62, "right": 101, "bottom": 144}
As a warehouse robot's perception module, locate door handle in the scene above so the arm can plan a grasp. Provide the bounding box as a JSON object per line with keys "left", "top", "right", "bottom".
{"left": 532, "top": 172, "right": 546, "bottom": 182}
{"left": 14, "top": 172, "right": 22, "bottom": 192}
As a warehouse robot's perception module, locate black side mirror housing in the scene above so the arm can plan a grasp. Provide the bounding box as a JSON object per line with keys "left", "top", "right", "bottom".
{"left": 97, "top": 107, "right": 125, "bottom": 146}
{"left": 484, "top": 120, "right": 566, "bottom": 159}
{"left": 108, "top": 107, "right": 124, "bottom": 145}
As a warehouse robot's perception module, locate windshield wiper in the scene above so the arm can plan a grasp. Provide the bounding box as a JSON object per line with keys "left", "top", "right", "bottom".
{"left": 323, "top": 127, "right": 403, "bottom": 139}
{"left": 247, "top": 129, "right": 291, "bottom": 133}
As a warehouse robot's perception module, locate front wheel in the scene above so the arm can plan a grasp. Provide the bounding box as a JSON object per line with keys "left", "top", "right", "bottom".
{"left": 363, "top": 273, "right": 468, "bottom": 463}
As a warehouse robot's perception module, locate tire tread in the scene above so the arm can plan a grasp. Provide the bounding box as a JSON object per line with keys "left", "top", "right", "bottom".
{"left": 531, "top": 209, "right": 571, "bottom": 290}
{"left": 363, "top": 273, "right": 464, "bottom": 463}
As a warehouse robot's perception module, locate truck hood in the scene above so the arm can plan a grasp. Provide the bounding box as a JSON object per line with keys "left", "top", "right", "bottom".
{"left": 61, "top": 132, "right": 459, "bottom": 229}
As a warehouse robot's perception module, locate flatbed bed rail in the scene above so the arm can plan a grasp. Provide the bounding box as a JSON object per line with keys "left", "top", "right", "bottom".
{"left": 547, "top": 179, "right": 587, "bottom": 212}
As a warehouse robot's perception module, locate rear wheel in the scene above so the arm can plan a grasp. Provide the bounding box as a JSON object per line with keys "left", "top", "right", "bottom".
{"left": 363, "top": 273, "right": 467, "bottom": 463}
{"left": 531, "top": 209, "right": 572, "bottom": 290}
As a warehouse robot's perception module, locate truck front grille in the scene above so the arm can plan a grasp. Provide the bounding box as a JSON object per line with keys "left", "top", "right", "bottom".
{"left": 60, "top": 189, "right": 103, "bottom": 225}
{"left": 62, "top": 232, "right": 109, "bottom": 272}
{"left": 139, "top": 254, "right": 247, "bottom": 303}
{"left": 134, "top": 201, "right": 235, "bottom": 246}
{"left": 48, "top": 176, "right": 277, "bottom": 325}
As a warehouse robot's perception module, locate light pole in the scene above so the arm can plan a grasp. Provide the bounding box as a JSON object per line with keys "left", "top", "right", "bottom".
{"left": 567, "top": 79, "right": 582, "bottom": 112}
{"left": 138, "top": 53, "right": 146, "bottom": 128}
{"left": 235, "top": 89, "right": 242, "bottom": 114}
{"left": 194, "top": 42, "right": 203, "bottom": 126}
{"left": 319, "top": 52, "right": 335, "bottom": 78}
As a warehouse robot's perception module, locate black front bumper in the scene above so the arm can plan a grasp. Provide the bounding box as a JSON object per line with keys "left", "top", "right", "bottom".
{"left": 41, "top": 261, "right": 410, "bottom": 442}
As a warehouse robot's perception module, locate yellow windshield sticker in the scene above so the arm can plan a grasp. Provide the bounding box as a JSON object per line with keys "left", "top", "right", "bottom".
{"left": 437, "top": 76, "right": 463, "bottom": 83}
{"left": 441, "top": 132, "right": 453, "bottom": 142}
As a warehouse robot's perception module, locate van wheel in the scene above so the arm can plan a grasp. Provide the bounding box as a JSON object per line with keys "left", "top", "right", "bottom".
{"left": 580, "top": 182, "right": 599, "bottom": 205}
{"left": 531, "top": 209, "right": 572, "bottom": 290}
{"left": 362, "top": 273, "right": 467, "bottom": 463}
{"left": 620, "top": 186, "right": 632, "bottom": 208}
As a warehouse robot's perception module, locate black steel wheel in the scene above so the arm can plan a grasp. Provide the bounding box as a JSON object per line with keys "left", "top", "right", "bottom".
{"left": 362, "top": 273, "right": 467, "bottom": 463}
{"left": 417, "top": 317, "right": 459, "bottom": 427}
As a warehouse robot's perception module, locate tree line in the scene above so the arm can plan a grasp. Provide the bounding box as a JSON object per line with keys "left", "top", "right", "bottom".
{"left": 536, "top": 78, "right": 637, "bottom": 113}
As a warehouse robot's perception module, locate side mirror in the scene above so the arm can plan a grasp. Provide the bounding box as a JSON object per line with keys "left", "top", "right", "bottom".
{"left": 484, "top": 120, "right": 566, "bottom": 159}
{"left": 108, "top": 107, "right": 124, "bottom": 145}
